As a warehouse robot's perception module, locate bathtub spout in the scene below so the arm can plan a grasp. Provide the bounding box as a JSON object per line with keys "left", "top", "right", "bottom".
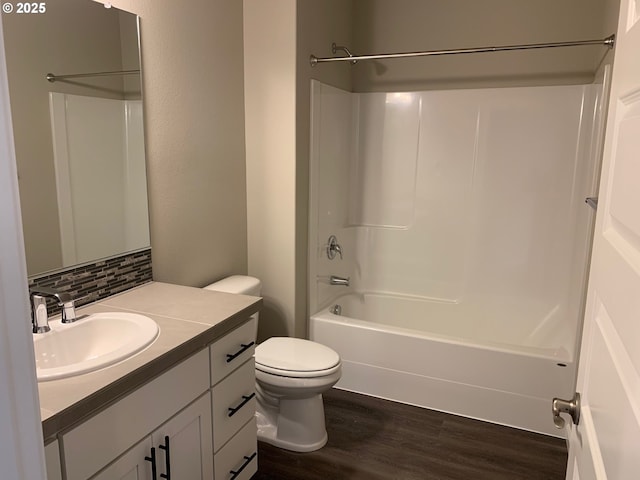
{"left": 329, "top": 275, "right": 350, "bottom": 287}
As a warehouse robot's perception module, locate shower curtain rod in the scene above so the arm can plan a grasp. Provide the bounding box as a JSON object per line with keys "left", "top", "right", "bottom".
{"left": 46, "top": 69, "right": 140, "bottom": 83}
{"left": 309, "top": 35, "right": 615, "bottom": 66}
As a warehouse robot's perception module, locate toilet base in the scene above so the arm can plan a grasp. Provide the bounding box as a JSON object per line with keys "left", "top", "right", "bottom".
{"left": 256, "top": 393, "right": 329, "bottom": 452}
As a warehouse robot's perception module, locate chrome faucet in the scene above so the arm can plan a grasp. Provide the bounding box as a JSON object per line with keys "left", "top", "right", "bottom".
{"left": 29, "top": 287, "right": 78, "bottom": 333}
{"left": 329, "top": 275, "right": 350, "bottom": 287}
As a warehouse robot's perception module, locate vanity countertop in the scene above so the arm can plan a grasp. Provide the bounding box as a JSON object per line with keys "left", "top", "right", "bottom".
{"left": 38, "top": 281, "right": 262, "bottom": 441}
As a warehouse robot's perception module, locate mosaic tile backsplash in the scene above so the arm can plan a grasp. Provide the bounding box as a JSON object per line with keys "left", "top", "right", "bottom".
{"left": 28, "top": 249, "right": 152, "bottom": 316}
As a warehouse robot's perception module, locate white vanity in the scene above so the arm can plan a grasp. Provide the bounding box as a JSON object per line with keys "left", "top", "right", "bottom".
{"left": 39, "top": 282, "right": 261, "bottom": 480}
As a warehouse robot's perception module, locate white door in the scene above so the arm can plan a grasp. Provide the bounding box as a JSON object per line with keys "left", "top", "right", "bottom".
{"left": 564, "top": 0, "right": 640, "bottom": 478}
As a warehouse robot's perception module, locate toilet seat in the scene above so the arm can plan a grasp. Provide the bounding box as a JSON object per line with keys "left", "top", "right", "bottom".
{"left": 256, "top": 362, "right": 341, "bottom": 378}
{"left": 255, "top": 337, "right": 341, "bottom": 378}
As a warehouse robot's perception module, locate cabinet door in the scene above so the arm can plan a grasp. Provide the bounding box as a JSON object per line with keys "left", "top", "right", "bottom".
{"left": 45, "top": 440, "right": 62, "bottom": 480}
{"left": 90, "top": 437, "right": 152, "bottom": 480}
{"left": 152, "top": 392, "right": 213, "bottom": 480}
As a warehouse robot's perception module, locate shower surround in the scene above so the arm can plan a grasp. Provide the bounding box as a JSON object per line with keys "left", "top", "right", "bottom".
{"left": 308, "top": 79, "right": 607, "bottom": 435}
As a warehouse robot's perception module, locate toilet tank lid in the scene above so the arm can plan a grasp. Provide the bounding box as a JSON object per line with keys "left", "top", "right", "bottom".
{"left": 204, "top": 275, "right": 261, "bottom": 296}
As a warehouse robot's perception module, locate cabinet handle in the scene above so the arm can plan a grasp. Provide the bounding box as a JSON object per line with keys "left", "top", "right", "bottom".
{"left": 159, "top": 435, "right": 171, "bottom": 480}
{"left": 226, "top": 342, "right": 255, "bottom": 363}
{"left": 229, "top": 452, "right": 257, "bottom": 480}
{"left": 228, "top": 392, "right": 256, "bottom": 417}
{"left": 145, "top": 447, "right": 158, "bottom": 480}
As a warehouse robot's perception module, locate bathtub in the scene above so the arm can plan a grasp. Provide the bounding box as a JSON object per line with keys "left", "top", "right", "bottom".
{"left": 309, "top": 292, "right": 576, "bottom": 437}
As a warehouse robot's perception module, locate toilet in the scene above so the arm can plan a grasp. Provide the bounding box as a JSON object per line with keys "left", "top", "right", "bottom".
{"left": 204, "top": 275, "right": 342, "bottom": 453}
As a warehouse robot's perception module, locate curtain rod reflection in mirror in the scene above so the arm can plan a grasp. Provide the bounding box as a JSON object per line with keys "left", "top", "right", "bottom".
{"left": 46, "top": 69, "right": 140, "bottom": 83}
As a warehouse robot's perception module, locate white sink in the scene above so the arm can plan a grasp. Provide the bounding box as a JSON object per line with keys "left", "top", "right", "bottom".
{"left": 34, "top": 312, "right": 159, "bottom": 381}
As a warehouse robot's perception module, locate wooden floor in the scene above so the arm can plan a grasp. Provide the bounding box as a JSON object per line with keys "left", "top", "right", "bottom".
{"left": 253, "top": 388, "right": 567, "bottom": 480}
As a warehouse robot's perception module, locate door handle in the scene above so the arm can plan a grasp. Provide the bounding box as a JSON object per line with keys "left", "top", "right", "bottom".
{"left": 230, "top": 452, "right": 257, "bottom": 480}
{"left": 552, "top": 392, "right": 580, "bottom": 429}
{"left": 228, "top": 392, "right": 256, "bottom": 417}
{"left": 226, "top": 342, "right": 255, "bottom": 363}
{"left": 159, "top": 435, "right": 171, "bottom": 479}
{"left": 145, "top": 447, "right": 158, "bottom": 480}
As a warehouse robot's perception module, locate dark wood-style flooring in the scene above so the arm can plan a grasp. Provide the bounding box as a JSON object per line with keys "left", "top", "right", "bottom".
{"left": 253, "top": 388, "right": 567, "bottom": 480}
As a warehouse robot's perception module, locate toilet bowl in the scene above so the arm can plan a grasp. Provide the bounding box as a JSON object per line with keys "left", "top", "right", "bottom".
{"left": 204, "top": 276, "right": 342, "bottom": 453}
{"left": 254, "top": 337, "right": 341, "bottom": 452}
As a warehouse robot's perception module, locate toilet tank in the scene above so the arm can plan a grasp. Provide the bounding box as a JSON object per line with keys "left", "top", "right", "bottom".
{"left": 204, "top": 275, "right": 262, "bottom": 296}
{"left": 204, "top": 276, "right": 262, "bottom": 332}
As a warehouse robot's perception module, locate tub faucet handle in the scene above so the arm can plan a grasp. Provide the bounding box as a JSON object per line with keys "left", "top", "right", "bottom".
{"left": 327, "top": 235, "right": 343, "bottom": 260}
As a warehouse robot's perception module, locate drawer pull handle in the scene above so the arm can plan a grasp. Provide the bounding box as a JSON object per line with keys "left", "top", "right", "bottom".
{"left": 228, "top": 393, "right": 256, "bottom": 417}
{"left": 159, "top": 435, "right": 171, "bottom": 479}
{"left": 145, "top": 447, "right": 158, "bottom": 480}
{"left": 229, "top": 452, "right": 257, "bottom": 480}
{"left": 226, "top": 342, "right": 255, "bottom": 363}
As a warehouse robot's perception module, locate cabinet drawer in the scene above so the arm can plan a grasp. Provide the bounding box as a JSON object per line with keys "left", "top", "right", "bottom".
{"left": 214, "top": 419, "right": 258, "bottom": 480}
{"left": 210, "top": 317, "right": 257, "bottom": 385}
{"left": 62, "top": 349, "right": 209, "bottom": 480}
{"left": 212, "top": 359, "right": 256, "bottom": 452}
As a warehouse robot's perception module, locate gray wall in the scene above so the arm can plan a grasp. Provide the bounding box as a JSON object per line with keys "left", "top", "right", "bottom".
{"left": 100, "top": 0, "right": 249, "bottom": 287}
{"left": 244, "top": 0, "right": 297, "bottom": 341}
{"left": 352, "top": 0, "right": 612, "bottom": 92}
{"left": 244, "top": 0, "right": 353, "bottom": 341}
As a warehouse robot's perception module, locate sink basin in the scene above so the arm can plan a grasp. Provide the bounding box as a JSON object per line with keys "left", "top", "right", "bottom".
{"left": 33, "top": 312, "right": 159, "bottom": 381}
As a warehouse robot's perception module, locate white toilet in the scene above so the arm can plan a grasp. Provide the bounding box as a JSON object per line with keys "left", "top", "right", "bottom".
{"left": 204, "top": 275, "right": 342, "bottom": 453}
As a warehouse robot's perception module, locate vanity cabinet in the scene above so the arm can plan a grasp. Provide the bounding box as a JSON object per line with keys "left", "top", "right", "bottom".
{"left": 57, "top": 316, "right": 258, "bottom": 480}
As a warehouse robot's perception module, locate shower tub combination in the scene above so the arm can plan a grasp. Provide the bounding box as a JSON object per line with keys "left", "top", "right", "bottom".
{"left": 310, "top": 292, "right": 574, "bottom": 436}
{"left": 308, "top": 79, "right": 607, "bottom": 436}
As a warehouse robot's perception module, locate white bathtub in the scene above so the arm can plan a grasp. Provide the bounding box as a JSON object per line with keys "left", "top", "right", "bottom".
{"left": 309, "top": 292, "right": 576, "bottom": 437}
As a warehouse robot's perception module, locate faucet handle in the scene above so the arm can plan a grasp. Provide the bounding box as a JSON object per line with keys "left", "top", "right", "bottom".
{"left": 61, "top": 299, "right": 77, "bottom": 323}
{"left": 327, "top": 235, "right": 343, "bottom": 260}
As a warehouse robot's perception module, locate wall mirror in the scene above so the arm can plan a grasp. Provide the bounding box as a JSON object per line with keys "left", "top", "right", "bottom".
{"left": 2, "top": 0, "right": 150, "bottom": 277}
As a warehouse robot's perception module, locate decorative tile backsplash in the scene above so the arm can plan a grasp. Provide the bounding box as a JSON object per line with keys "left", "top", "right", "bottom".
{"left": 28, "top": 249, "right": 152, "bottom": 316}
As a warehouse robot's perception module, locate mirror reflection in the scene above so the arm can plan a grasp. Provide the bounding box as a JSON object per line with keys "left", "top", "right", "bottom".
{"left": 2, "top": 0, "right": 150, "bottom": 276}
